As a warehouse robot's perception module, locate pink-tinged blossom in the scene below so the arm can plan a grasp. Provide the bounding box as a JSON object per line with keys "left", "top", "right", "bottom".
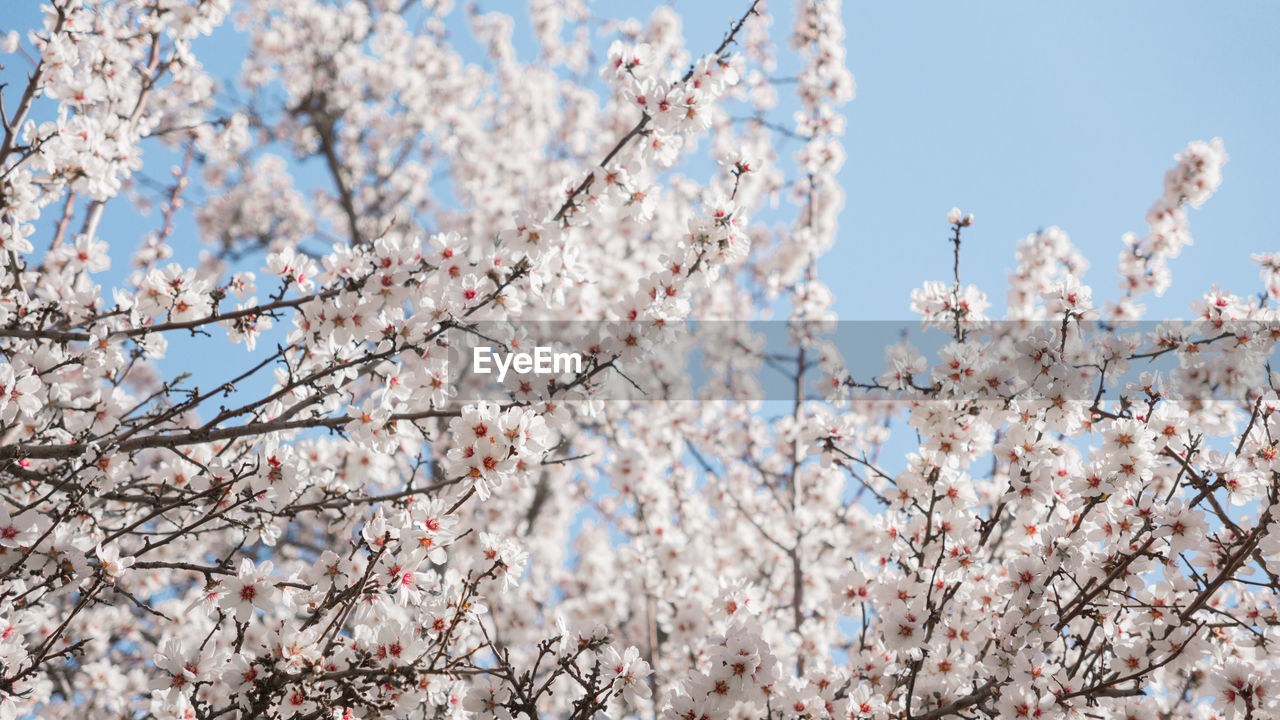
{"left": 220, "top": 559, "right": 278, "bottom": 624}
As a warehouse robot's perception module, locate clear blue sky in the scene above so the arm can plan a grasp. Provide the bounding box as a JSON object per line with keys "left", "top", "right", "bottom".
{"left": 829, "top": 2, "right": 1280, "bottom": 320}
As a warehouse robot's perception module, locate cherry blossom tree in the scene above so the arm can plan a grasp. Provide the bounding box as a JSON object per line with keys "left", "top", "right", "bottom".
{"left": 0, "top": 2, "right": 1275, "bottom": 720}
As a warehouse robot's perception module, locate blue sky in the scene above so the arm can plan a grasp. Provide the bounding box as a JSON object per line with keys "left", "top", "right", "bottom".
{"left": 831, "top": 2, "right": 1280, "bottom": 320}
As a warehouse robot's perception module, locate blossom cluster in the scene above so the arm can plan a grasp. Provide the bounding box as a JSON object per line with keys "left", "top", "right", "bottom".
{"left": 0, "top": 1, "right": 1276, "bottom": 720}
{"left": 1110, "top": 137, "right": 1229, "bottom": 319}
